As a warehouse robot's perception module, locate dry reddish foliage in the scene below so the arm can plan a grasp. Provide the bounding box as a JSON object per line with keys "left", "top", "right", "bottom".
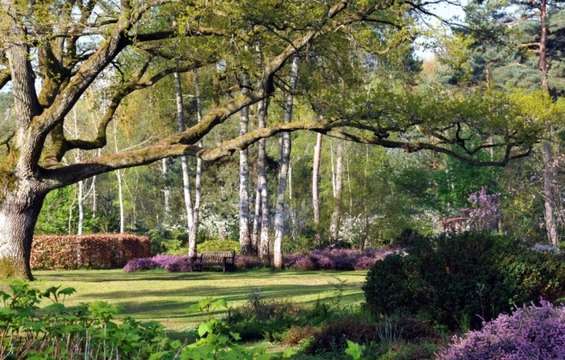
{"left": 31, "top": 234, "right": 151, "bottom": 270}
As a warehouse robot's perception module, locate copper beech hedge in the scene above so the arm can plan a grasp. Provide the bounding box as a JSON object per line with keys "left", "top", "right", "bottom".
{"left": 31, "top": 234, "right": 151, "bottom": 270}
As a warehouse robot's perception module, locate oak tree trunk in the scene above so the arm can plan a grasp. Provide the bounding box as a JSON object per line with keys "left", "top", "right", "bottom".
{"left": 0, "top": 183, "right": 45, "bottom": 280}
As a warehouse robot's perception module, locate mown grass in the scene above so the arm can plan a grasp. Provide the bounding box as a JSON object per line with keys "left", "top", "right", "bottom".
{"left": 10, "top": 269, "right": 367, "bottom": 332}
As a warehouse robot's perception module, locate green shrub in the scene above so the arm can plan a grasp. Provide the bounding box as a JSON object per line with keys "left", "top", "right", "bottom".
{"left": 147, "top": 226, "right": 186, "bottom": 254}
{"left": 0, "top": 281, "right": 268, "bottom": 359}
{"left": 199, "top": 239, "right": 240, "bottom": 252}
{"left": 363, "top": 232, "right": 565, "bottom": 330}
{"left": 305, "top": 317, "right": 377, "bottom": 354}
{"left": 374, "top": 340, "right": 439, "bottom": 360}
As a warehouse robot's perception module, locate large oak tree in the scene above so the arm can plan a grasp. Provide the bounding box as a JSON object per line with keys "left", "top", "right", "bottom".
{"left": 0, "top": 0, "right": 537, "bottom": 279}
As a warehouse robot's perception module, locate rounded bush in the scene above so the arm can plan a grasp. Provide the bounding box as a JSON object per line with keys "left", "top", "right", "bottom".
{"left": 438, "top": 301, "right": 565, "bottom": 360}
{"left": 363, "top": 233, "right": 564, "bottom": 330}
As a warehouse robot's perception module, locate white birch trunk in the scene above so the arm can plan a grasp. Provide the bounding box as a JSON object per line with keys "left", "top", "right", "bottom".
{"left": 329, "top": 141, "right": 343, "bottom": 243}
{"left": 72, "top": 109, "right": 84, "bottom": 235}
{"left": 312, "top": 133, "right": 323, "bottom": 244}
{"left": 190, "top": 70, "right": 203, "bottom": 252}
{"left": 239, "top": 102, "right": 252, "bottom": 254}
{"left": 161, "top": 159, "right": 171, "bottom": 227}
{"left": 273, "top": 55, "right": 299, "bottom": 269}
{"left": 112, "top": 119, "right": 125, "bottom": 233}
{"left": 174, "top": 72, "right": 196, "bottom": 257}
{"left": 256, "top": 98, "right": 271, "bottom": 262}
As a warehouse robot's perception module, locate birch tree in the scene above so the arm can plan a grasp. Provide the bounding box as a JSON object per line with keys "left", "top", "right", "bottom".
{"left": 273, "top": 55, "right": 299, "bottom": 269}
{"left": 239, "top": 102, "right": 252, "bottom": 254}
{"left": 174, "top": 71, "right": 195, "bottom": 257}
{"left": 329, "top": 141, "right": 343, "bottom": 243}
{"left": 256, "top": 98, "right": 271, "bottom": 262}
{"left": 312, "top": 133, "right": 323, "bottom": 244}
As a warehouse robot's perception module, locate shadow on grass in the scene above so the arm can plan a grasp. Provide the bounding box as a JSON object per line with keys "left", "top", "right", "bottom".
{"left": 114, "top": 291, "right": 364, "bottom": 323}
{"left": 81, "top": 282, "right": 360, "bottom": 300}
{"left": 35, "top": 269, "right": 367, "bottom": 283}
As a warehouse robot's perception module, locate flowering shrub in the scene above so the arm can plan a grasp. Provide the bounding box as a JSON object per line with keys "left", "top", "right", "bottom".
{"left": 467, "top": 187, "right": 500, "bottom": 232}
{"left": 123, "top": 255, "right": 191, "bottom": 272}
{"left": 122, "top": 257, "right": 157, "bottom": 272}
{"left": 286, "top": 247, "right": 399, "bottom": 271}
{"left": 234, "top": 255, "right": 263, "bottom": 269}
{"left": 32, "top": 234, "right": 151, "bottom": 270}
{"left": 124, "top": 247, "right": 399, "bottom": 272}
{"left": 438, "top": 301, "right": 565, "bottom": 360}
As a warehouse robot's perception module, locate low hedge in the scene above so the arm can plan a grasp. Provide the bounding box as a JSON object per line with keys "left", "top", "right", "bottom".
{"left": 32, "top": 234, "right": 151, "bottom": 270}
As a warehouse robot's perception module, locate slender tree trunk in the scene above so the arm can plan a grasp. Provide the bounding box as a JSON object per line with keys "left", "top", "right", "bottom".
{"left": 174, "top": 72, "right": 196, "bottom": 257}
{"left": 273, "top": 55, "right": 299, "bottom": 269}
{"left": 312, "top": 133, "right": 323, "bottom": 245}
{"left": 190, "top": 70, "right": 203, "bottom": 251}
{"left": 112, "top": 121, "right": 125, "bottom": 233}
{"left": 91, "top": 149, "right": 101, "bottom": 219}
{"left": 239, "top": 103, "right": 252, "bottom": 254}
{"left": 329, "top": 141, "right": 343, "bottom": 243}
{"left": 73, "top": 109, "right": 84, "bottom": 235}
{"left": 252, "top": 185, "right": 262, "bottom": 252}
{"left": 115, "top": 169, "right": 125, "bottom": 233}
{"left": 257, "top": 98, "right": 271, "bottom": 262}
{"left": 161, "top": 159, "right": 171, "bottom": 227}
{"left": 538, "top": 0, "right": 560, "bottom": 247}
{"left": 543, "top": 142, "right": 559, "bottom": 247}
{"left": 77, "top": 180, "right": 84, "bottom": 235}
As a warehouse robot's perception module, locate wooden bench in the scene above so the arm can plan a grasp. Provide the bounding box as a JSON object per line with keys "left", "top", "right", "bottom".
{"left": 192, "top": 251, "right": 236, "bottom": 272}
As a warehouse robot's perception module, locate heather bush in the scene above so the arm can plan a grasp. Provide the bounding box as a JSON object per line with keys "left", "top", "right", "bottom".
{"left": 293, "top": 255, "right": 317, "bottom": 270}
{"left": 364, "top": 233, "right": 564, "bottom": 330}
{"left": 438, "top": 301, "right": 565, "bottom": 360}
{"left": 123, "top": 246, "right": 399, "bottom": 273}
{"left": 123, "top": 254, "right": 194, "bottom": 272}
{"left": 286, "top": 247, "right": 399, "bottom": 271}
{"left": 122, "top": 257, "right": 157, "bottom": 272}
{"left": 235, "top": 255, "right": 263, "bottom": 269}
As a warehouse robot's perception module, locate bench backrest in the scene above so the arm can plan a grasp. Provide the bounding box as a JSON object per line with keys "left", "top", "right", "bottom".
{"left": 199, "top": 251, "right": 235, "bottom": 263}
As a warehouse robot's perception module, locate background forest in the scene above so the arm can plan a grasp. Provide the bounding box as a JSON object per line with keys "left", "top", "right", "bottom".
{"left": 0, "top": 4, "right": 561, "bottom": 254}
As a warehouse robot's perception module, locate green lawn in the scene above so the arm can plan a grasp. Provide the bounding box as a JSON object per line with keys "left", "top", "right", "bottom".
{"left": 9, "top": 269, "right": 367, "bottom": 332}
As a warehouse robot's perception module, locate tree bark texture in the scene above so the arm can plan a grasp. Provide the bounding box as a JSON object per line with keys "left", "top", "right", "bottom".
{"left": 256, "top": 98, "right": 271, "bottom": 262}
{"left": 329, "top": 141, "right": 343, "bottom": 243}
{"left": 312, "top": 132, "right": 323, "bottom": 244}
{"left": 273, "top": 55, "right": 299, "bottom": 269}
{"left": 174, "top": 72, "right": 196, "bottom": 258}
{"left": 239, "top": 103, "right": 253, "bottom": 254}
